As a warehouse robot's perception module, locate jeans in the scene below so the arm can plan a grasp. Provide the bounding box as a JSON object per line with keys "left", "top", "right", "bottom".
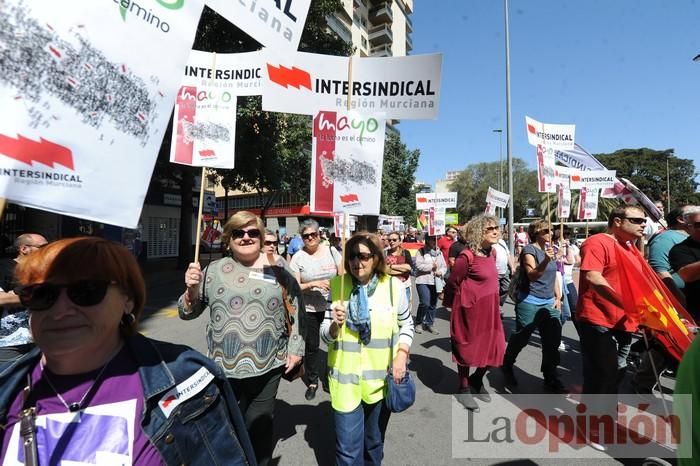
{"left": 416, "top": 283, "right": 437, "bottom": 327}
{"left": 559, "top": 283, "right": 571, "bottom": 325}
{"left": 565, "top": 282, "right": 578, "bottom": 322}
{"left": 334, "top": 400, "right": 391, "bottom": 466}
{"left": 304, "top": 310, "right": 326, "bottom": 386}
{"left": 229, "top": 366, "right": 284, "bottom": 466}
{"left": 504, "top": 301, "right": 562, "bottom": 379}
{"left": 578, "top": 322, "right": 632, "bottom": 394}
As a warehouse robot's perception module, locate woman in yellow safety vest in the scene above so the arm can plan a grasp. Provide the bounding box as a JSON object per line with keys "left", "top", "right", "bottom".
{"left": 321, "top": 232, "right": 415, "bottom": 466}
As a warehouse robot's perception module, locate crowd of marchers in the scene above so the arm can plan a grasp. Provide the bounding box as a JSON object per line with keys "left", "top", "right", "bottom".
{"left": 1, "top": 202, "right": 700, "bottom": 465}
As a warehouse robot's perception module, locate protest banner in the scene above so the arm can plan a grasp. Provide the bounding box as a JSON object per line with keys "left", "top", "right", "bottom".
{"left": 378, "top": 214, "right": 403, "bottom": 232}
{"left": 485, "top": 187, "right": 510, "bottom": 209}
{"left": 415, "top": 192, "right": 457, "bottom": 210}
{"left": 526, "top": 116, "right": 575, "bottom": 150}
{"left": 554, "top": 165, "right": 573, "bottom": 188}
{"left": 445, "top": 212, "right": 459, "bottom": 225}
{"left": 536, "top": 145, "right": 556, "bottom": 193}
{"left": 428, "top": 207, "right": 446, "bottom": 236}
{"left": 206, "top": 0, "right": 311, "bottom": 53}
{"left": 0, "top": 0, "right": 204, "bottom": 228}
{"left": 557, "top": 186, "right": 571, "bottom": 218}
{"left": 182, "top": 49, "right": 264, "bottom": 96}
{"left": 333, "top": 212, "right": 356, "bottom": 237}
{"left": 263, "top": 52, "right": 443, "bottom": 120}
{"left": 310, "top": 110, "right": 386, "bottom": 215}
{"left": 577, "top": 188, "right": 599, "bottom": 220}
{"left": 569, "top": 169, "right": 616, "bottom": 191}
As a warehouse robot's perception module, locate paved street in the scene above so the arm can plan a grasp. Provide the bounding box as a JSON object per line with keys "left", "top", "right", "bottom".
{"left": 138, "top": 261, "right": 677, "bottom": 466}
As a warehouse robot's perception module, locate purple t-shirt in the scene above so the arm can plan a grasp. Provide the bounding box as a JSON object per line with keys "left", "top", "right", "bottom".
{"left": 1, "top": 346, "right": 163, "bottom": 465}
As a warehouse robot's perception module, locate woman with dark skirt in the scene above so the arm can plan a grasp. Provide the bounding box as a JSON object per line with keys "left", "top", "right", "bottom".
{"left": 443, "top": 214, "right": 506, "bottom": 412}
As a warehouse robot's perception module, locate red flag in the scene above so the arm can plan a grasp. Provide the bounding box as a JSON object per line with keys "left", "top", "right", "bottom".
{"left": 614, "top": 242, "right": 696, "bottom": 360}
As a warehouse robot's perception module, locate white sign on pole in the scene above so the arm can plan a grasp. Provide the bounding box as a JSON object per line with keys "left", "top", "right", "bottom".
{"left": 526, "top": 116, "right": 575, "bottom": 150}
{"left": 333, "top": 212, "right": 356, "bottom": 237}
{"left": 428, "top": 207, "right": 446, "bottom": 236}
{"left": 310, "top": 110, "right": 386, "bottom": 215}
{"left": 262, "top": 52, "right": 443, "bottom": 120}
{"left": 415, "top": 192, "right": 457, "bottom": 210}
{"left": 569, "top": 170, "right": 617, "bottom": 190}
{"left": 182, "top": 50, "right": 264, "bottom": 96}
{"left": 205, "top": 0, "right": 311, "bottom": 52}
{"left": 577, "top": 187, "right": 599, "bottom": 220}
{"left": 557, "top": 186, "right": 571, "bottom": 218}
{"left": 536, "top": 145, "right": 557, "bottom": 193}
{"left": 0, "top": 0, "right": 204, "bottom": 228}
{"left": 485, "top": 187, "right": 510, "bottom": 209}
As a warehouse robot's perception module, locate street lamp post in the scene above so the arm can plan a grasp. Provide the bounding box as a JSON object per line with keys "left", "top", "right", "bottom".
{"left": 504, "top": 0, "right": 514, "bottom": 255}
{"left": 493, "top": 129, "right": 503, "bottom": 220}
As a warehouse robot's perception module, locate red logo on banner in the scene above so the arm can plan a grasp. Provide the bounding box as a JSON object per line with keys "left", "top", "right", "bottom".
{"left": 174, "top": 86, "right": 197, "bottom": 165}
{"left": 340, "top": 193, "right": 359, "bottom": 203}
{"left": 417, "top": 197, "right": 428, "bottom": 203}
{"left": 0, "top": 134, "right": 74, "bottom": 169}
{"left": 312, "top": 111, "right": 336, "bottom": 212}
{"left": 267, "top": 64, "right": 312, "bottom": 90}
{"left": 199, "top": 149, "right": 215, "bottom": 157}
{"left": 527, "top": 124, "right": 537, "bottom": 134}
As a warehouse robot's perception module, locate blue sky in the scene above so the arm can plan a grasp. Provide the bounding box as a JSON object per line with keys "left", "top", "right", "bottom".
{"left": 401, "top": 0, "right": 700, "bottom": 188}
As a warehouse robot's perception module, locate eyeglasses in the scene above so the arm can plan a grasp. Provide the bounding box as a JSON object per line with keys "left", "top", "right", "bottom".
{"left": 302, "top": 232, "right": 318, "bottom": 240}
{"left": 537, "top": 229, "right": 551, "bottom": 235}
{"left": 623, "top": 217, "right": 647, "bottom": 225}
{"left": 27, "top": 243, "right": 48, "bottom": 249}
{"left": 348, "top": 252, "right": 374, "bottom": 262}
{"left": 231, "top": 229, "right": 261, "bottom": 240}
{"left": 15, "top": 280, "right": 112, "bottom": 311}
{"left": 484, "top": 226, "right": 499, "bottom": 232}
{"left": 388, "top": 237, "right": 400, "bottom": 242}
{"left": 264, "top": 240, "right": 278, "bottom": 246}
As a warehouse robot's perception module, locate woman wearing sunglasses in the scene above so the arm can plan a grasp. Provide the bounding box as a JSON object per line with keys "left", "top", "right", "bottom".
{"left": 263, "top": 229, "right": 285, "bottom": 265}
{"left": 443, "top": 215, "right": 506, "bottom": 412}
{"left": 289, "top": 219, "right": 342, "bottom": 401}
{"left": 0, "top": 237, "right": 255, "bottom": 465}
{"left": 502, "top": 219, "right": 567, "bottom": 394}
{"left": 322, "top": 232, "right": 414, "bottom": 466}
{"left": 180, "top": 210, "right": 305, "bottom": 466}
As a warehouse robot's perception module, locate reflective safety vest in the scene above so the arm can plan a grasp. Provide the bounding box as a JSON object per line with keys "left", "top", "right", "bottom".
{"left": 327, "top": 274, "right": 402, "bottom": 413}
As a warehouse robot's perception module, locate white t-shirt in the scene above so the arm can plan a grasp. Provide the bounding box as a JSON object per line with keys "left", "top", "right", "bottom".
{"left": 563, "top": 243, "right": 580, "bottom": 285}
{"left": 494, "top": 239, "right": 510, "bottom": 275}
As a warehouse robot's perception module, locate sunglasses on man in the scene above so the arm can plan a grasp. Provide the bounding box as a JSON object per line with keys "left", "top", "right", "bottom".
{"left": 16, "top": 280, "right": 113, "bottom": 311}
{"left": 622, "top": 217, "right": 646, "bottom": 225}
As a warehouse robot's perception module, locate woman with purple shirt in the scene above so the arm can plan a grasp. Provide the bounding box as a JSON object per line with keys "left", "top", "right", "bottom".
{"left": 0, "top": 237, "right": 255, "bottom": 465}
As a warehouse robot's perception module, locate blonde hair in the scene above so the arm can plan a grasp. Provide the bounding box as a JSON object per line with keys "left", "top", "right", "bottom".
{"left": 527, "top": 219, "right": 551, "bottom": 242}
{"left": 221, "top": 211, "right": 265, "bottom": 254}
{"left": 464, "top": 214, "right": 499, "bottom": 253}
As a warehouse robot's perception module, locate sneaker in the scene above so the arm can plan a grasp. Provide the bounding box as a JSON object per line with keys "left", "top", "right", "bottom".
{"left": 423, "top": 325, "right": 439, "bottom": 335}
{"left": 414, "top": 326, "right": 423, "bottom": 334}
{"left": 501, "top": 364, "right": 518, "bottom": 386}
{"left": 543, "top": 377, "right": 569, "bottom": 394}
{"left": 468, "top": 377, "right": 492, "bottom": 403}
{"left": 455, "top": 389, "right": 480, "bottom": 412}
{"left": 558, "top": 341, "right": 568, "bottom": 351}
{"left": 305, "top": 385, "right": 318, "bottom": 401}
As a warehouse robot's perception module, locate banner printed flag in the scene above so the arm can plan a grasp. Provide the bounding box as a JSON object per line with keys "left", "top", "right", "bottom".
{"left": 536, "top": 145, "right": 556, "bottom": 193}
{"left": 0, "top": 0, "right": 205, "bottom": 229}
{"left": 525, "top": 116, "right": 575, "bottom": 150}
{"left": 569, "top": 169, "right": 617, "bottom": 190}
{"left": 415, "top": 192, "right": 457, "bottom": 210}
{"left": 263, "top": 52, "right": 443, "bottom": 120}
{"left": 485, "top": 186, "right": 510, "bottom": 209}
{"left": 557, "top": 186, "right": 571, "bottom": 218}
{"left": 577, "top": 188, "right": 599, "bottom": 220}
{"left": 310, "top": 110, "right": 386, "bottom": 215}
{"left": 205, "top": 0, "right": 311, "bottom": 53}
{"left": 615, "top": 242, "right": 696, "bottom": 361}
{"left": 554, "top": 144, "right": 664, "bottom": 222}
{"left": 428, "top": 207, "right": 446, "bottom": 236}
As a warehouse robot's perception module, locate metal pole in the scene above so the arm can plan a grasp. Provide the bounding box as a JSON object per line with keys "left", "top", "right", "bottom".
{"left": 505, "top": 0, "right": 514, "bottom": 255}
{"left": 666, "top": 157, "right": 671, "bottom": 212}
{"left": 493, "top": 129, "right": 503, "bottom": 219}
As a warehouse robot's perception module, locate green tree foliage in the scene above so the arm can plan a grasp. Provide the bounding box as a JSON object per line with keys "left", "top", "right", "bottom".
{"left": 449, "top": 158, "right": 538, "bottom": 223}
{"left": 593, "top": 148, "right": 699, "bottom": 206}
{"left": 380, "top": 134, "right": 420, "bottom": 224}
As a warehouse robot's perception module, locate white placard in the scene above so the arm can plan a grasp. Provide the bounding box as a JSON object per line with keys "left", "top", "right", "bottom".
{"left": 526, "top": 116, "right": 575, "bottom": 150}
{"left": 536, "top": 145, "right": 557, "bottom": 193}
{"left": 262, "top": 52, "right": 443, "bottom": 120}
{"left": 428, "top": 207, "right": 446, "bottom": 236}
{"left": 415, "top": 192, "right": 457, "bottom": 210}
{"left": 183, "top": 50, "right": 264, "bottom": 96}
{"left": 206, "top": 0, "right": 311, "bottom": 53}
{"left": 485, "top": 186, "right": 510, "bottom": 209}
{"left": 310, "top": 110, "right": 386, "bottom": 215}
{"left": 569, "top": 170, "right": 617, "bottom": 190}
{"left": 558, "top": 186, "right": 571, "bottom": 218}
{"left": 0, "top": 0, "right": 205, "bottom": 228}
{"left": 577, "top": 187, "right": 599, "bottom": 220}
{"left": 333, "top": 212, "right": 356, "bottom": 237}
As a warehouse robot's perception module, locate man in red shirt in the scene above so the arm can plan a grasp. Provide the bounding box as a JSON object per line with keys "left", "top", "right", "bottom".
{"left": 577, "top": 205, "right": 645, "bottom": 448}
{"left": 437, "top": 226, "right": 457, "bottom": 265}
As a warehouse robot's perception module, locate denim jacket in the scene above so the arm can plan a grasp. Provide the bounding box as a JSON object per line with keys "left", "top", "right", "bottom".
{"left": 0, "top": 333, "right": 257, "bottom": 465}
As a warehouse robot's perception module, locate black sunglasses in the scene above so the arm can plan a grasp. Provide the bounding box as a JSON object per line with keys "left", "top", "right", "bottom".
{"left": 484, "top": 226, "right": 499, "bottom": 232}
{"left": 15, "top": 280, "right": 112, "bottom": 311}
{"left": 623, "top": 217, "right": 647, "bottom": 225}
{"left": 264, "top": 240, "right": 278, "bottom": 246}
{"left": 388, "top": 237, "right": 400, "bottom": 242}
{"left": 302, "top": 232, "right": 319, "bottom": 240}
{"left": 349, "top": 252, "right": 374, "bottom": 262}
{"left": 231, "top": 229, "right": 261, "bottom": 239}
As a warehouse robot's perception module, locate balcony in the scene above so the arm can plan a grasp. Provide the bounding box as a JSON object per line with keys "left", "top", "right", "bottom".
{"left": 369, "top": 2, "right": 393, "bottom": 25}
{"left": 326, "top": 14, "right": 352, "bottom": 44}
{"left": 406, "top": 34, "right": 413, "bottom": 52}
{"left": 369, "top": 43, "right": 392, "bottom": 57}
{"left": 368, "top": 24, "right": 393, "bottom": 45}
{"left": 405, "top": 13, "right": 413, "bottom": 32}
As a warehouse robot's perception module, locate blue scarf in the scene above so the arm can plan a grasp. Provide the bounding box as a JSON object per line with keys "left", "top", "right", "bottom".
{"left": 347, "top": 274, "right": 379, "bottom": 345}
